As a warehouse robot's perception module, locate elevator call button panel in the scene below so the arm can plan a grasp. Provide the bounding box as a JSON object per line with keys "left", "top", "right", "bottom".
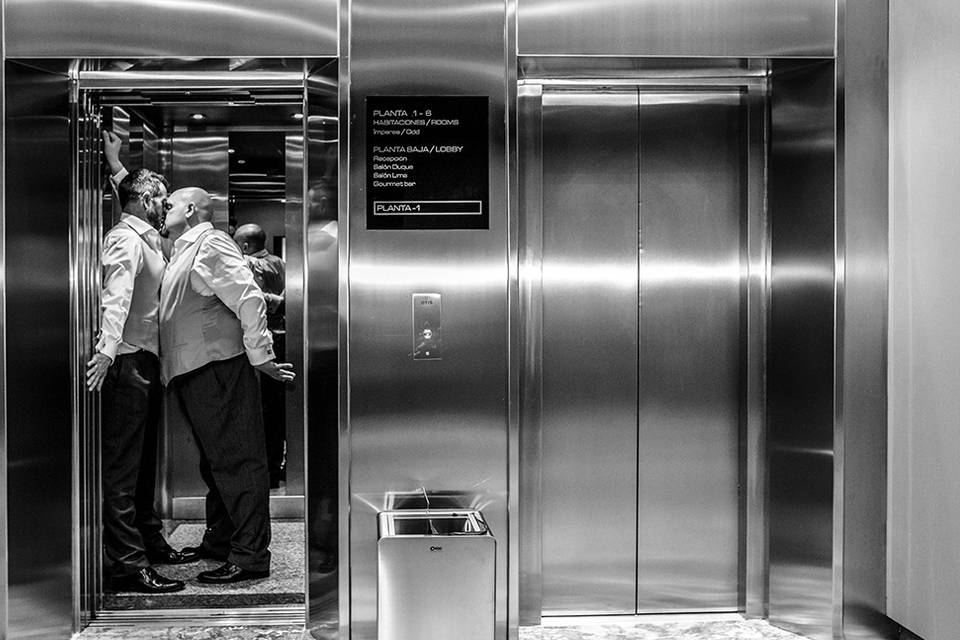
{"left": 412, "top": 293, "right": 442, "bottom": 360}
{"left": 366, "top": 95, "right": 489, "bottom": 230}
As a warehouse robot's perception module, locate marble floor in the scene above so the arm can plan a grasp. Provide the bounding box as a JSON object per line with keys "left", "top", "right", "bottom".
{"left": 103, "top": 521, "right": 305, "bottom": 610}
{"left": 520, "top": 615, "right": 808, "bottom": 640}
{"left": 76, "top": 615, "right": 809, "bottom": 640}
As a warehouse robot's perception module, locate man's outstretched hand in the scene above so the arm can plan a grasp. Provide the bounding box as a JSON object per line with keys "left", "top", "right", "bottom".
{"left": 255, "top": 360, "right": 296, "bottom": 383}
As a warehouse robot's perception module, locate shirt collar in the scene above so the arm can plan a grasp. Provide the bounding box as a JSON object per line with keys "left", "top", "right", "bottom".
{"left": 175, "top": 221, "right": 214, "bottom": 248}
{"left": 120, "top": 213, "right": 157, "bottom": 238}
{"left": 252, "top": 249, "right": 269, "bottom": 258}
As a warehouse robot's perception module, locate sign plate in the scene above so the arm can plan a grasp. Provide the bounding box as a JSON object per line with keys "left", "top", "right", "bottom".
{"left": 366, "top": 95, "right": 489, "bottom": 229}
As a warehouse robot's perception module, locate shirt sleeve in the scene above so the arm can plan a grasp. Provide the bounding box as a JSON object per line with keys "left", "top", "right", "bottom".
{"left": 110, "top": 167, "right": 129, "bottom": 186}
{"left": 95, "top": 229, "right": 143, "bottom": 361}
{"left": 192, "top": 233, "right": 275, "bottom": 366}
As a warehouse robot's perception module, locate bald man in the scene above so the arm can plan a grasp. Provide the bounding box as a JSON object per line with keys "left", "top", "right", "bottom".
{"left": 233, "top": 223, "right": 287, "bottom": 488}
{"left": 159, "top": 187, "right": 295, "bottom": 584}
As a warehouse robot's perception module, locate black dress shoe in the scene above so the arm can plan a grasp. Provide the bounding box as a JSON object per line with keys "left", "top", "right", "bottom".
{"left": 146, "top": 545, "right": 198, "bottom": 565}
{"left": 111, "top": 567, "right": 185, "bottom": 593}
{"left": 196, "top": 562, "right": 269, "bottom": 584}
{"left": 178, "top": 545, "right": 228, "bottom": 563}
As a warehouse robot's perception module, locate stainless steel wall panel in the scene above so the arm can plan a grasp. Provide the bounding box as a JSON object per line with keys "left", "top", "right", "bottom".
{"left": 539, "top": 89, "right": 639, "bottom": 615}
{"left": 518, "top": 0, "right": 837, "bottom": 58}
{"left": 839, "top": 2, "right": 894, "bottom": 638}
{"left": 170, "top": 133, "right": 229, "bottom": 228}
{"left": 285, "top": 133, "right": 306, "bottom": 497}
{"left": 2, "top": 59, "right": 75, "bottom": 639}
{"left": 743, "top": 84, "right": 770, "bottom": 619}
{"left": 767, "top": 59, "right": 836, "bottom": 640}
{"left": 347, "top": 2, "right": 510, "bottom": 639}
{"left": 303, "top": 62, "right": 340, "bottom": 639}
{"left": 517, "top": 83, "right": 543, "bottom": 627}
{"left": 4, "top": 0, "right": 337, "bottom": 58}
{"left": 636, "top": 90, "right": 744, "bottom": 612}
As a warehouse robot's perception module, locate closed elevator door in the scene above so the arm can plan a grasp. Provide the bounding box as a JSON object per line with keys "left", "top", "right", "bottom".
{"left": 539, "top": 87, "right": 746, "bottom": 614}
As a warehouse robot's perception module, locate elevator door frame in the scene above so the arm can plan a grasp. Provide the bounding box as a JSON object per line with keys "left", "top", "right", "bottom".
{"left": 70, "top": 62, "right": 336, "bottom": 628}
{"left": 518, "top": 71, "right": 769, "bottom": 622}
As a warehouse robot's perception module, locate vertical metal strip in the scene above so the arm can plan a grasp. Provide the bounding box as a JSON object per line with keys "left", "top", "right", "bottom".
{"left": 338, "top": 2, "right": 353, "bottom": 638}
{"left": 833, "top": 0, "right": 847, "bottom": 635}
{"left": 505, "top": 0, "right": 520, "bottom": 636}
{"left": 68, "top": 59, "right": 83, "bottom": 633}
{"left": 744, "top": 73, "right": 771, "bottom": 619}
{"left": 0, "top": 5, "right": 8, "bottom": 636}
{"left": 300, "top": 59, "right": 311, "bottom": 632}
{"left": 635, "top": 86, "right": 641, "bottom": 615}
{"left": 516, "top": 83, "right": 542, "bottom": 627}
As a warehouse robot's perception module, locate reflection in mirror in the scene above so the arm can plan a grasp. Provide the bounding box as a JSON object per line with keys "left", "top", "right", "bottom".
{"left": 75, "top": 59, "right": 338, "bottom": 626}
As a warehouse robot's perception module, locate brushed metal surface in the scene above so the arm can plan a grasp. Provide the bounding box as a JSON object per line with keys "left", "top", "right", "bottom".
{"left": 5, "top": 0, "right": 337, "bottom": 58}
{"left": 78, "top": 71, "right": 306, "bottom": 92}
{"left": 839, "top": 2, "right": 893, "bottom": 638}
{"left": 539, "top": 89, "right": 639, "bottom": 615}
{"left": 0, "top": 33, "right": 6, "bottom": 640}
{"left": 347, "top": 1, "right": 510, "bottom": 639}
{"left": 170, "top": 132, "right": 229, "bottom": 227}
{"left": 517, "top": 83, "right": 543, "bottom": 627}
{"left": 743, "top": 83, "right": 770, "bottom": 620}
{"left": 378, "top": 516, "right": 496, "bottom": 640}
{"left": 284, "top": 132, "right": 306, "bottom": 497}
{"left": 518, "top": 0, "right": 836, "bottom": 57}
{"left": 304, "top": 61, "right": 340, "bottom": 640}
{"left": 74, "top": 87, "right": 107, "bottom": 627}
{"left": 767, "top": 59, "right": 836, "bottom": 640}
{"left": 636, "top": 90, "right": 743, "bottom": 612}
{"left": 3, "top": 59, "right": 75, "bottom": 639}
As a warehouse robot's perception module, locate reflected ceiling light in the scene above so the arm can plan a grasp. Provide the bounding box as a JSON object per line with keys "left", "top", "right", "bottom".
{"left": 237, "top": 159, "right": 246, "bottom": 165}
{"left": 228, "top": 148, "right": 236, "bottom": 154}
{"left": 189, "top": 113, "right": 206, "bottom": 121}
{"left": 292, "top": 113, "right": 304, "bottom": 120}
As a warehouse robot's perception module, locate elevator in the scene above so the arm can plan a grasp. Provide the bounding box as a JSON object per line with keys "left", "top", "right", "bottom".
{"left": 63, "top": 58, "right": 340, "bottom": 625}
{"left": 518, "top": 63, "right": 767, "bottom": 618}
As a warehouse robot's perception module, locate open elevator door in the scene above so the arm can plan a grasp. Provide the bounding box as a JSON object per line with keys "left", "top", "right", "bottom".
{"left": 72, "top": 61, "right": 338, "bottom": 626}
{"left": 520, "top": 76, "right": 766, "bottom": 616}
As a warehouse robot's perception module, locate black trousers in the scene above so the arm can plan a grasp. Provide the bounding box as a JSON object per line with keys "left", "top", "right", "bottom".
{"left": 169, "top": 355, "right": 271, "bottom": 572}
{"left": 101, "top": 350, "right": 165, "bottom": 577}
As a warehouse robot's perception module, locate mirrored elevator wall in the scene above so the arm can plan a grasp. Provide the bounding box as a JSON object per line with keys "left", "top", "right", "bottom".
{"left": 91, "top": 99, "right": 310, "bottom": 522}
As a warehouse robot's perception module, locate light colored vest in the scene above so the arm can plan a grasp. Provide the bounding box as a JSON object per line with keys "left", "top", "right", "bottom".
{"left": 113, "top": 221, "right": 165, "bottom": 356}
{"left": 159, "top": 228, "right": 244, "bottom": 384}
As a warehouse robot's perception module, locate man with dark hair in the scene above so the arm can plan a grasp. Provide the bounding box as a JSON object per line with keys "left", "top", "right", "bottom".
{"left": 160, "top": 187, "right": 295, "bottom": 584}
{"left": 234, "top": 223, "right": 287, "bottom": 488}
{"left": 86, "top": 132, "right": 190, "bottom": 594}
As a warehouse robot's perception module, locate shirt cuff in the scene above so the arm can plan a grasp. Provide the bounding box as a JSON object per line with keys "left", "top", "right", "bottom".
{"left": 111, "top": 167, "right": 128, "bottom": 185}
{"left": 96, "top": 339, "right": 119, "bottom": 363}
{"left": 246, "top": 344, "right": 276, "bottom": 367}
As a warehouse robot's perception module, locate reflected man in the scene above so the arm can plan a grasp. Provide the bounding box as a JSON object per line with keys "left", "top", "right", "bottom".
{"left": 234, "top": 223, "right": 287, "bottom": 489}
{"left": 159, "top": 187, "right": 295, "bottom": 583}
{"left": 86, "top": 146, "right": 190, "bottom": 594}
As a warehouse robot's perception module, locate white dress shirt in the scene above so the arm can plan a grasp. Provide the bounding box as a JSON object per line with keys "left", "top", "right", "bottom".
{"left": 172, "top": 221, "right": 274, "bottom": 365}
{"left": 95, "top": 214, "right": 165, "bottom": 361}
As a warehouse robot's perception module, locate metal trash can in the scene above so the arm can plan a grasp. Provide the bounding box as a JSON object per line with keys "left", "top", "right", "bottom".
{"left": 377, "top": 509, "right": 495, "bottom": 640}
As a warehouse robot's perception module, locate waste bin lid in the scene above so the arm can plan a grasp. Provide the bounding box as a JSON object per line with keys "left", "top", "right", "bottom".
{"left": 378, "top": 509, "right": 491, "bottom": 538}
